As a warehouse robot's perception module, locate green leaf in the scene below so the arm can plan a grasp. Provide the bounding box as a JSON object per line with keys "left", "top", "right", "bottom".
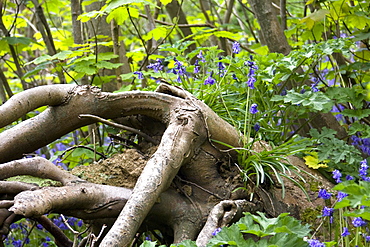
{"left": 103, "top": 0, "right": 153, "bottom": 13}
{"left": 159, "top": 0, "right": 172, "bottom": 5}
{"left": 171, "top": 239, "right": 197, "bottom": 247}
{"left": 139, "top": 241, "right": 157, "bottom": 247}
{"left": 207, "top": 224, "right": 246, "bottom": 247}
{"left": 340, "top": 109, "right": 370, "bottom": 119}
{"left": 144, "top": 26, "right": 168, "bottom": 41}
{"left": 95, "top": 61, "right": 122, "bottom": 69}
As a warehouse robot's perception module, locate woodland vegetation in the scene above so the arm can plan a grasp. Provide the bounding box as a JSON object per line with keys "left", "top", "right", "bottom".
{"left": 0, "top": 0, "right": 369, "bottom": 246}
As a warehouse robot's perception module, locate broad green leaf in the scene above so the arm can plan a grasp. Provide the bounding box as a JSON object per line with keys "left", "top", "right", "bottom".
{"left": 304, "top": 152, "right": 328, "bottom": 169}
{"left": 28, "top": 55, "right": 53, "bottom": 65}
{"left": 106, "top": 7, "right": 129, "bottom": 24}
{"left": 212, "top": 30, "right": 242, "bottom": 40}
{"left": 139, "top": 241, "right": 157, "bottom": 247}
{"left": 144, "top": 26, "right": 168, "bottom": 41}
{"left": 78, "top": 10, "right": 102, "bottom": 22}
{"left": 170, "top": 239, "right": 197, "bottom": 247}
{"left": 103, "top": 0, "right": 153, "bottom": 13}
{"left": 159, "top": 0, "right": 172, "bottom": 5}
{"left": 340, "top": 109, "right": 370, "bottom": 119}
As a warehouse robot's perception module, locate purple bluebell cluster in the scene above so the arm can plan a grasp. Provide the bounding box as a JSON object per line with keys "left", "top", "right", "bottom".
{"left": 318, "top": 188, "right": 332, "bottom": 200}
{"left": 250, "top": 103, "right": 259, "bottom": 115}
{"left": 232, "top": 41, "right": 241, "bottom": 54}
{"left": 204, "top": 72, "right": 216, "bottom": 85}
{"left": 212, "top": 227, "right": 222, "bottom": 236}
{"left": 352, "top": 136, "right": 370, "bottom": 157}
{"left": 332, "top": 169, "right": 342, "bottom": 183}
{"left": 245, "top": 56, "right": 257, "bottom": 89}
{"left": 147, "top": 59, "right": 163, "bottom": 73}
{"left": 307, "top": 239, "right": 326, "bottom": 247}
{"left": 133, "top": 71, "right": 144, "bottom": 79}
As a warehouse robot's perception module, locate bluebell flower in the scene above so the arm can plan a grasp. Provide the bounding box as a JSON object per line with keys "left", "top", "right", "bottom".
{"left": 133, "top": 71, "right": 144, "bottom": 80}
{"left": 341, "top": 227, "right": 350, "bottom": 237}
{"left": 12, "top": 240, "right": 22, "bottom": 247}
{"left": 360, "top": 159, "right": 368, "bottom": 178}
{"left": 318, "top": 189, "right": 332, "bottom": 200}
{"left": 337, "top": 191, "right": 348, "bottom": 201}
{"left": 217, "top": 57, "right": 226, "bottom": 76}
{"left": 194, "top": 59, "right": 200, "bottom": 74}
{"left": 212, "top": 227, "right": 222, "bottom": 236}
{"left": 332, "top": 169, "right": 342, "bottom": 183}
{"left": 247, "top": 76, "right": 256, "bottom": 89}
{"left": 307, "top": 239, "right": 325, "bottom": 247}
{"left": 147, "top": 59, "right": 163, "bottom": 73}
{"left": 346, "top": 175, "right": 354, "bottom": 180}
{"left": 250, "top": 103, "right": 258, "bottom": 114}
{"left": 322, "top": 206, "right": 334, "bottom": 217}
{"left": 204, "top": 73, "right": 216, "bottom": 85}
{"left": 172, "top": 58, "right": 186, "bottom": 76}
{"left": 352, "top": 217, "right": 367, "bottom": 227}
{"left": 366, "top": 235, "right": 370, "bottom": 242}
{"left": 245, "top": 57, "right": 257, "bottom": 89}
{"left": 232, "top": 74, "right": 238, "bottom": 81}
{"left": 77, "top": 220, "right": 83, "bottom": 227}
{"left": 197, "top": 50, "right": 206, "bottom": 63}
{"left": 254, "top": 123, "right": 260, "bottom": 132}
{"left": 232, "top": 41, "right": 241, "bottom": 54}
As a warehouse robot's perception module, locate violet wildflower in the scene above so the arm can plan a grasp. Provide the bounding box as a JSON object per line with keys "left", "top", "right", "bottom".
{"left": 341, "top": 227, "right": 350, "bottom": 237}
{"left": 366, "top": 235, "right": 370, "bottom": 242}
{"left": 250, "top": 103, "right": 258, "bottom": 114}
{"left": 245, "top": 57, "right": 257, "bottom": 89}
{"left": 352, "top": 217, "right": 367, "bottom": 227}
{"left": 311, "top": 78, "right": 319, "bottom": 92}
{"left": 204, "top": 73, "right": 216, "bottom": 85}
{"left": 197, "top": 50, "right": 206, "bottom": 63}
{"left": 232, "top": 41, "right": 241, "bottom": 54}
{"left": 318, "top": 189, "right": 332, "bottom": 200}
{"left": 217, "top": 57, "right": 226, "bottom": 76}
{"left": 173, "top": 58, "right": 186, "bottom": 76}
{"left": 360, "top": 159, "right": 368, "bottom": 179}
{"left": 247, "top": 76, "right": 256, "bottom": 89}
{"left": 147, "top": 59, "right": 163, "bottom": 72}
{"left": 133, "top": 71, "right": 144, "bottom": 80}
{"left": 194, "top": 59, "right": 200, "bottom": 74}
{"left": 337, "top": 191, "right": 348, "bottom": 201}
{"left": 307, "top": 239, "right": 325, "bottom": 247}
{"left": 322, "top": 206, "right": 334, "bottom": 217}
{"left": 254, "top": 123, "right": 260, "bottom": 132}
{"left": 332, "top": 169, "right": 342, "bottom": 183}
{"left": 212, "top": 227, "right": 222, "bottom": 236}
